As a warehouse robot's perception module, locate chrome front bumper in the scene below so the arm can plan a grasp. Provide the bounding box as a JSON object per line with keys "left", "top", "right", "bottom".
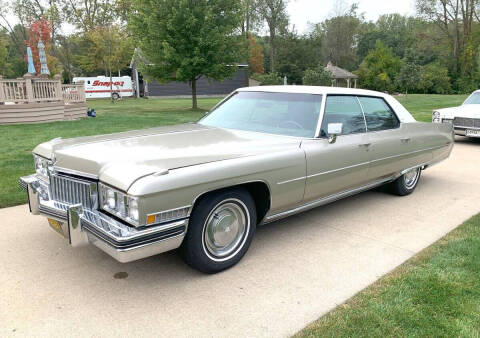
{"left": 454, "top": 126, "right": 480, "bottom": 137}
{"left": 19, "top": 174, "right": 188, "bottom": 263}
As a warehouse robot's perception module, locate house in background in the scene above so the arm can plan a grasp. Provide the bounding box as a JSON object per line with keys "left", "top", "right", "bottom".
{"left": 129, "top": 49, "right": 249, "bottom": 98}
{"left": 325, "top": 61, "right": 358, "bottom": 88}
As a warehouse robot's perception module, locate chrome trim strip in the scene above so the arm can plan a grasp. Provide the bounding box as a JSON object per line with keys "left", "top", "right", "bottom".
{"left": 307, "top": 144, "right": 446, "bottom": 178}
{"left": 314, "top": 93, "right": 327, "bottom": 138}
{"left": 307, "top": 161, "right": 369, "bottom": 178}
{"left": 277, "top": 176, "right": 306, "bottom": 185}
{"left": 454, "top": 126, "right": 480, "bottom": 130}
{"left": 146, "top": 205, "right": 192, "bottom": 222}
{"left": 53, "top": 166, "right": 99, "bottom": 180}
{"left": 355, "top": 96, "right": 368, "bottom": 132}
{"left": 264, "top": 177, "right": 394, "bottom": 224}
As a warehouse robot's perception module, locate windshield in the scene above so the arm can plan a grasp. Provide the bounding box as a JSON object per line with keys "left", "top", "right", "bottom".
{"left": 463, "top": 92, "right": 480, "bottom": 105}
{"left": 199, "top": 91, "right": 323, "bottom": 137}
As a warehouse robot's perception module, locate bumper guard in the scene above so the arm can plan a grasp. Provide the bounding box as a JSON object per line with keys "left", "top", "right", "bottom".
{"left": 19, "top": 174, "right": 188, "bottom": 263}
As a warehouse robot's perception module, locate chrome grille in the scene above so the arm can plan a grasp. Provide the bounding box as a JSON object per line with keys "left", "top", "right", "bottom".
{"left": 453, "top": 117, "right": 480, "bottom": 128}
{"left": 50, "top": 174, "right": 98, "bottom": 210}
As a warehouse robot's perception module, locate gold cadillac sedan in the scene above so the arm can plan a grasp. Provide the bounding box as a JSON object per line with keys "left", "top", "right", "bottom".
{"left": 20, "top": 86, "right": 454, "bottom": 273}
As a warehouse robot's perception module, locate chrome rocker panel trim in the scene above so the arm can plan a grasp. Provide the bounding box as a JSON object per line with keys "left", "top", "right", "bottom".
{"left": 20, "top": 174, "right": 188, "bottom": 263}
{"left": 263, "top": 177, "right": 394, "bottom": 224}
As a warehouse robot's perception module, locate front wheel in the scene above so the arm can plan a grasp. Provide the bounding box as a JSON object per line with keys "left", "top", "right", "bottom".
{"left": 388, "top": 167, "right": 421, "bottom": 196}
{"left": 180, "top": 188, "right": 256, "bottom": 273}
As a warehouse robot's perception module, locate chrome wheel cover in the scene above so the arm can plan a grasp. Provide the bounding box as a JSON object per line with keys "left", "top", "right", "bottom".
{"left": 202, "top": 199, "right": 250, "bottom": 261}
{"left": 404, "top": 168, "right": 420, "bottom": 189}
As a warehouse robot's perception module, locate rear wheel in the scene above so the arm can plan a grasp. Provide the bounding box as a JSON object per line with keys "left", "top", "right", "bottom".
{"left": 388, "top": 167, "right": 421, "bottom": 196}
{"left": 111, "top": 92, "right": 120, "bottom": 100}
{"left": 180, "top": 188, "right": 256, "bottom": 273}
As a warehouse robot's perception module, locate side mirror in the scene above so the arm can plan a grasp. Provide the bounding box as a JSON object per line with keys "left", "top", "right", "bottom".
{"left": 327, "top": 123, "right": 343, "bottom": 144}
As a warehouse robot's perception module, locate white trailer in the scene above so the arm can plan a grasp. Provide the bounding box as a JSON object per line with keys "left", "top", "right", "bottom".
{"left": 73, "top": 76, "right": 133, "bottom": 99}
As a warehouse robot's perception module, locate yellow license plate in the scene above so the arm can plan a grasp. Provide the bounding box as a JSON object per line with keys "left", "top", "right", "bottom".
{"left": 48, "top": 218, "right": 66, "bottom": 238}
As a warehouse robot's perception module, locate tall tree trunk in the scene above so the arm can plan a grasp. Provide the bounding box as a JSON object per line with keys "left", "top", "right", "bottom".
{"left": 245, "top": 0, "right": 250, "bottom": 39}
{"left": 269, "top": 31, "right": 275, "bottom": 73}
{"left": 191, "top": 78, "right": 198, "bottom": 109}
{"left": 110, "top": 69, "right": 114, "bottom": 103}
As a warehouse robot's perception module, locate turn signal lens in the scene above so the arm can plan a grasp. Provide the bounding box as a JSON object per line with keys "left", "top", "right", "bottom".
{"left": 147, "top": 215, "right": 156, "bottom": 224}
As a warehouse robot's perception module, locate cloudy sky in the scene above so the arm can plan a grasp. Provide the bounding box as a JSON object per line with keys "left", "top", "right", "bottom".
{"left": 288, "top": 0, "right": 416, "bottom": 33}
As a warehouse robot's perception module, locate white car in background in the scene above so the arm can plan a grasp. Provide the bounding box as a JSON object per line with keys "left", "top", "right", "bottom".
{"left": 433, "top": 90, "right": 480, "bottom": 138}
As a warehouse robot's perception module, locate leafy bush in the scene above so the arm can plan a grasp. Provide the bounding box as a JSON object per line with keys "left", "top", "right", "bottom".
{"left": 302, "top": 67, "right": 333, "bottom": 86}
{"left": 420, "top": 63, "right": 451, "bottom": 94}
{"left": 356, "top": 40, "right": 401, "bottom": 92}
{"left": 252, "top": 72, "right": 283, "bottom": 85}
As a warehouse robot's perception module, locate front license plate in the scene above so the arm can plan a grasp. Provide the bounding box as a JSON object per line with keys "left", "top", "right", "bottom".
{"left": 466, "top": 129, "right": 480, "bottom": 137}
{"left": 48, "top": 218, "right": 66, "bottom": 238}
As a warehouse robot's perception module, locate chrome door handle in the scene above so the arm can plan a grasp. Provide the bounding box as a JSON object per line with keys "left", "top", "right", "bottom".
{"left": 400, "top": 138, "right": 411, "bottom": 143}
{"left": 358, "top": 143, "right": 371, "bottom": 148}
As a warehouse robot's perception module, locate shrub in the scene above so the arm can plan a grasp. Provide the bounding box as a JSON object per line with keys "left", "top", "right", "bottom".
{"left": 252, "top": 72, "right": 283, "bottom": 85}
{"left": 302, "top": 68, "right": 333, "bottom": 86}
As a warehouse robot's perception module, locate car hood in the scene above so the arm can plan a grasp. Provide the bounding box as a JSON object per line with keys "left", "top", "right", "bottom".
{"left": 437, "top": 104, "right": 480, "bottom": 118}
{"left": 34, "top": 124, "right": 301, "bottom": 191}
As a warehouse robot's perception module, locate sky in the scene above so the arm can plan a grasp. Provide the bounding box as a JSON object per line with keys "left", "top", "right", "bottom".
{"left": 288, "top": 0, "right": 416, "bottom": 33}
{"left": 4, "top": 0, "right": 416, "bottom": 36}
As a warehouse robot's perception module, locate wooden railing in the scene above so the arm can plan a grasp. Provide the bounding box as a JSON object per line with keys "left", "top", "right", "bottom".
{"left": 62, "top": 82, "right": 86, "bottom": 103}
{"left": 0, "top": 79, "right": 28, "bottom": 103}
{"left": 0, "top": 74, "right": 86, "bottom": 104}
{"left": 32, "top": 79, "right": 61, "bottom": 102}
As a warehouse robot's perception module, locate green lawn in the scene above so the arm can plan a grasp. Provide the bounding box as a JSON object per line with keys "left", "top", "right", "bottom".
{"left": 0, "top": 94, "right": 469, "bottom": 208}
{"left": 0, "top": 97, "right": 220, "bottom": 208}
{"left": 396, "top": 94, "right": 468, "bottom": 122}
{"left": 296, "top": 213, "right": 480, "bottom": 337}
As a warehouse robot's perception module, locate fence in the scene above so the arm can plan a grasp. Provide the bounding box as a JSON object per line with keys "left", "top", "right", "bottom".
{"left": 62, "top": 83, "right": 86, "bottom": 103}
{"left": 0, "top": 74, "right": 88, "bottom": 124}
{"left": 0, "top": 74, "right": 86, "bottom": 104}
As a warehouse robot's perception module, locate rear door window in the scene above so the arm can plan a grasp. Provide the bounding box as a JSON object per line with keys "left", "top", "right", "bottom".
{"left": 358, "top": 96, "right": 400, "bottom": 132}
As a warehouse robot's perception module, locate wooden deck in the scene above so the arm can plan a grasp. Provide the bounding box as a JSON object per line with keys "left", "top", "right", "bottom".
{"left": 0, "top": 74, "right": 87, "bottom": 125}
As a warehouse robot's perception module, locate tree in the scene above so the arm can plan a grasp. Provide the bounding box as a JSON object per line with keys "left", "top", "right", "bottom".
{"left": 275, "top": 29, "right": 322, "bottom": 84}
{"left": 255, "top": 0, "right": 289, "bottom": 72}
{"left": 77, "top": 26, "right": 133, "bottom": 100}
{"left": 315, "top": 3, "right": 364, "bottom": 70}
{"left": 0, "top": 33, "right": 7, "bottom": 74}
{"left": 60, "top": 0, "right": 117, "bottom": 31}
{"left": 129, "top": 0, "right": 243, "bottom": 109}
{"left": 302, "top": 67, "right": 332, "bottom": 86}
{"left": 416, "top": 0, "right": 480, "bottom": 80}
{"left": 356, "top": 40, "right": 401, "bottom": 92}
{"left": 12, "top": 0, "right": 61, "bottom": 41}
{"left": 248, "top": 35, "right": 264, "bottom": 74}
{"left": 419, "top": 62, "right": 451, "bottom": 94}
{"left": 26, "top": 18, "right": 53, "bottom": 74}
{"left": 357, "top": 14, "right": 417, "bottom": 60}
{"left": 251, "top": 72, "right": 282, "bottom": 85}
{"left": 240, "top": 0, "right": 262, "bottom": 38}
{"left": 395, "top": 62, "right": 422, "bottom": 95}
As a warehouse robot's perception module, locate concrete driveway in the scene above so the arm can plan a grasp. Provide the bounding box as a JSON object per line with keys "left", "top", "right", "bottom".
{"left": 1, "top": 137, "right": 479, "bottom": 337}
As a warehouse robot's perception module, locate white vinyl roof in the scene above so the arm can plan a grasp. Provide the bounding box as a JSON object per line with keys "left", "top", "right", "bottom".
{"left": 236, "top": 86, "right": 416, "bottom": 123}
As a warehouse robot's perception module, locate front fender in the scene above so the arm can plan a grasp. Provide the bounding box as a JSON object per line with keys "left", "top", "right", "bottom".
{"left": 128, "top": 148, "right": 306, "bottom": 218}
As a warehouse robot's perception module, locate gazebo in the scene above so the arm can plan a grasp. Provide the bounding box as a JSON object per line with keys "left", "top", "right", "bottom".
{"left": 325, "top": 61, "right": 358, "bottom": 88}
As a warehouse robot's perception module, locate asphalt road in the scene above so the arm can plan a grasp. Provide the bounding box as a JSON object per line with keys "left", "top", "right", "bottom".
{"left": 1, "top": 137, "right": 479, "bottom": 337}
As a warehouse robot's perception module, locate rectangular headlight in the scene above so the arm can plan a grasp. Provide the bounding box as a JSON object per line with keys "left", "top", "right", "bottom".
{"left": 33, "top": 154, "right": 51, "bottom": 181}
{"left": 99, "top": 183, "right": 139, "bottom": 226}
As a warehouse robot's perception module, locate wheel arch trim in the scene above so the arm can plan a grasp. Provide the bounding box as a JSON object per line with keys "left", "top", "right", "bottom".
{"left": 189, "top": 180, "right": 272, "bottom": 224}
